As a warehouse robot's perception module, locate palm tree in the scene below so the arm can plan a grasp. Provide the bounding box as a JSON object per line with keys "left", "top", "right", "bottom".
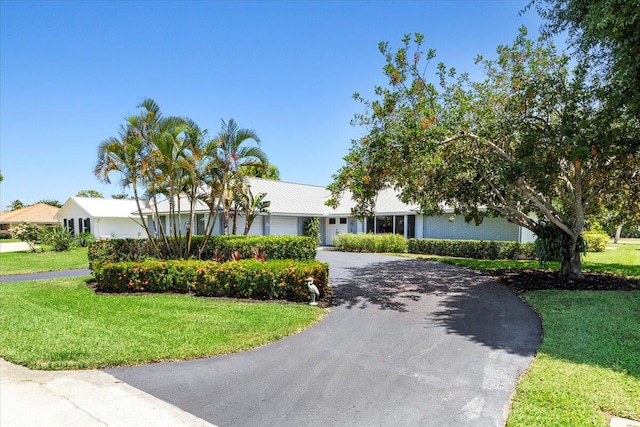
{"left": 214, "top": 118, "right": 268, "bottom": 234}
{"left": 242, "top": 186, "right": 270, "bottom": 235}
{"left": 94, "top": 118, "right": 161, "bottom": 256}
{"left": 6, "top": 200, "right": 24, "bottom": 211}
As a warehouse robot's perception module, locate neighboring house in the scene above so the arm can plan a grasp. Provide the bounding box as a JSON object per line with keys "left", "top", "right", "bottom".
{"left": 0, "top": 203, "right": 61, "bottom": 232}
{"left": 56, "top": 178, "right": 536, "bottom": 244}
{"left": 55, "top": 197, "right": 145, "bottom": 239}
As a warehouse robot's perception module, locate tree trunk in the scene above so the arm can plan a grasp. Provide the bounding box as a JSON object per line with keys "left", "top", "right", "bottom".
{"left": 614, "top": 223, "right": 623, "bottom": 244}
{"left": 232, "top": 210, "right": 238, "bottom": 235}
{"left": 244, "top": 216, "right": 253, "bottom": 235}
{"left": 560, "top": 232, "right": 583, "bottom": 280}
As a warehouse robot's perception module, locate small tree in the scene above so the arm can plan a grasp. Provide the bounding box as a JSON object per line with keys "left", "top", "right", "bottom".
{"left": 303, "top": 217, "right": 321, "bottom": 246}
{"left": 242, "top": 187, "right": 270, "bottom": 236}
{"left": 11, "top": 222, "right": 42, "bottom": 252}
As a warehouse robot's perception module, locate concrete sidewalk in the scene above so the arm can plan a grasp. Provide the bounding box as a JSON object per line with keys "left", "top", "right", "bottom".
{"left": 0, "top": 358, "right": 215, "bottom": 427}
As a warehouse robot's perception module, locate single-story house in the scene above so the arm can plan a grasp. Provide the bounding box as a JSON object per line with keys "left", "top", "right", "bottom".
{"left": 56, "top": 178, "right": 536, "bottom": 244}
{"left": 0, "top": 203, "right": 61, "bottom": 232}
{"left": 55, "top": 197, "right": 145, "bottom": 239}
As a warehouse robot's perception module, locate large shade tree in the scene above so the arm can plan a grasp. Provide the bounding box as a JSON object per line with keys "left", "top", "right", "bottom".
{"left": 328, "top": 29, "right": 640, "bottom": 279}
{"left": 529, "top": 0, "right": 640, "bottom": 123}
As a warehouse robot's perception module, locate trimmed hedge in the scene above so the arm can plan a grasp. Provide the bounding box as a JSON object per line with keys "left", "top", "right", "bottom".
{"left": 197, "top": 235, "right": 317, "bottom": 261}
{"left": 582, "top": 231, "right": 609, "bottom": 252}
{"left": 88, "top": 235, "right": 317, "bottom": 270}
{"left": 407, "top": 238, "right": 537, "bottom": 260}
{"left": 93, "top": 259, "right": 330, "bottom": 302}
{"left": 332, "top": 233, "right": 407, "bottom": 253}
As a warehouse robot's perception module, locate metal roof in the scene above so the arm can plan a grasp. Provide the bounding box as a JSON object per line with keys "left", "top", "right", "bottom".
{"left": 57, "top": 197, "right": 142, "bottom": 219}
{"left": 57, "top": 179, "right": 423, "bottom": 220}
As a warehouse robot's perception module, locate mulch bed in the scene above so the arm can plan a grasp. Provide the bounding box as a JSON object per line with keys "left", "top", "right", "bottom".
{"left": 491, "top": 269, "right": 640, "bottom": 294}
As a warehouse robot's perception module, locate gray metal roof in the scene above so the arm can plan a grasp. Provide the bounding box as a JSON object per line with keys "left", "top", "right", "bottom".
{"left": 61, "top": 179, "right": 423, "bottom": 219}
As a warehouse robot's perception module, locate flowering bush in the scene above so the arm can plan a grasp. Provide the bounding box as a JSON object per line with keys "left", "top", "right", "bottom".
{"left": 11, "top": 222, "right": 42, "bottom": 251}
{"left": 93, "top": 259, "right": 330, "bottom": 303}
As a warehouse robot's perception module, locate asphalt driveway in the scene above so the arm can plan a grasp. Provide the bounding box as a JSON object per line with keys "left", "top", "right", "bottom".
{"left": 106, "top": 250, "right": 541, "bottom": 426}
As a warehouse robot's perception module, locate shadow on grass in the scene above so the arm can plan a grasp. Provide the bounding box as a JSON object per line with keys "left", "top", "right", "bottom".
{"left": 330, "top": 258, "right": 541, "bottom": 357}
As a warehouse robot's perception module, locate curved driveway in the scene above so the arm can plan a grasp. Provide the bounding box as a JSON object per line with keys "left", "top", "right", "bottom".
{"left": 106, "top": 251, "right": 541, "bottom": 427}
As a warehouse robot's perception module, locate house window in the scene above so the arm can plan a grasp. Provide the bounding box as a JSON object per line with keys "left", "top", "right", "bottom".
{"left": 394, "top": 216, "right": 405, "bottom": 235}
{"left": 407, "top": 215, "right": 416, "bottom": 238}
{"left": 365, "top": 217, "right": 374, "bottom": 233}
{"left": 329, "top": 218, "right": 336, "bottom": 225}
{"left": 68, "top": 218, "right": 75, "bottom": 236}
{"left": 83, "top": 218, "right": 91, "bottom": 233}
{"left": 339, "top": 218, "right": 347, "bottom": 224}
{"left": 376, "top": 216, "right": 393, "bottom": 234}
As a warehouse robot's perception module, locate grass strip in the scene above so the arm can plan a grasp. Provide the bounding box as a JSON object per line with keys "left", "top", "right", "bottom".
{"left": 0, "top": 277, "right": 326, "bottom": 370}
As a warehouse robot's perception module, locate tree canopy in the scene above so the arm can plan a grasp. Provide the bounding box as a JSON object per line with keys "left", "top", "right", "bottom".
{"left": 529, "top": 0, "right": 640, "bottom": 123}
{"left": 328, "top": 29, "right": 640, "bottom": 279}
{"left": 76, "top": 189, "right": 104, "bottom": 198}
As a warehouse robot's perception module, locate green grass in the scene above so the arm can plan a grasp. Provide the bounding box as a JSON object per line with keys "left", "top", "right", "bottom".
{"left": 508, "top": 291, "right": 640, "bottom": 426}
{"left": 0, "top": 276, "right": 327, "bottom": 370}
{"left": 0, "top": 247, "right": 89, "bottom": 275}
{"left": 582, "top": 240, "right": 640, "bottom": 278}
{"left": 402, "top": 240, "right": 640, "bottom": 426}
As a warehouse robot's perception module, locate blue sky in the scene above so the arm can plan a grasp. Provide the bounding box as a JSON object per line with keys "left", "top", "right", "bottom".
{"left": 0, "top": 1, "right": 543, "bottom": 207}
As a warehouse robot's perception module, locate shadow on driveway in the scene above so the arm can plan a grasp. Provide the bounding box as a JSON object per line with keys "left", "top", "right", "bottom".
{"left": 332, "top": 257, "right": 540, "bottom": 357}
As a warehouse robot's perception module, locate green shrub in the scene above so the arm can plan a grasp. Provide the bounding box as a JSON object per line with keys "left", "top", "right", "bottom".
{"left": 74, "top": 231, "right": 96, "bottom": 248}
{"left": 88, "top": 238, "right": 155, "bottom": 270}
{"left": 582, "top": 231, "right": 610, "bottom": 252}
{"left": 303, "top": 217, "right": 321, "bottom": 246}
{"left": 333, "top": 233, "right": 407, "bottom": 253}
{"left": 93, "top": 259, "right": 330, "bottom": 303}
{"left": 88, "top": 235, "right": 317, "bottom": 270}
{"left": 407, "top": 238, "right": 537, "bottom": 260}
{"left": 42, "top": 226, "right": 73, "bottom": 252}
{"left": 196, "top": 235, "right": 317, "bottom": 261}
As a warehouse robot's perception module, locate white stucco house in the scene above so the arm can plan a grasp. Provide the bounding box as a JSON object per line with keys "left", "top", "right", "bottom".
{"left": 56, "top": 178, "right": 536, "bottom": 244}
{"left": 56, "top": 197, "right": 145, "bottom": 239}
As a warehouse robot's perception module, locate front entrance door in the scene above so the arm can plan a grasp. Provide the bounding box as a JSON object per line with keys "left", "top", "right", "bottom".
{"left": 327, "top": 217, "right": 349, "bottom": 245}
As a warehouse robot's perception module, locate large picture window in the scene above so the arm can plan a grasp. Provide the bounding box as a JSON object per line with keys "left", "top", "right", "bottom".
{"left": 376, "top": 216, "right": 393, "bottom": 234}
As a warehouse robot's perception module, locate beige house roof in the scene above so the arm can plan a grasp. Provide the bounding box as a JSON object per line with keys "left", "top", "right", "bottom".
{"left": 0, "top": 203, "right": 61, "bottom": 225}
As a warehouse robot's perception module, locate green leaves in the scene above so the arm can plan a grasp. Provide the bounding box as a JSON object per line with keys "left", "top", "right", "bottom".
{"left": 329, "top": 30, "right": 639, "bottom": 279}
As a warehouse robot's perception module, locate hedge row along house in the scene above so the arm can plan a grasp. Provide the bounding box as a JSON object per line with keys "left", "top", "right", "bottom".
{"left": 55, "top": 177, "right": 536, "bottom": 245}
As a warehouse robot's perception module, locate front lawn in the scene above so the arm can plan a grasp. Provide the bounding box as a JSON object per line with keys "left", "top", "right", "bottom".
{"left": 508, "top": 290, "right": 640, "bottom": 426}
{"left": 0, "top": 247, "right": 89, "bottom": 275}
{"left": 0, "top": 277, "right": 327, "bottom": 370}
